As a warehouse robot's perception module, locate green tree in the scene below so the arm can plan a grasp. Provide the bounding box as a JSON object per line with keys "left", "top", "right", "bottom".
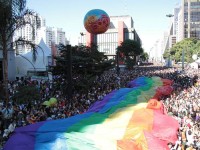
{"left": 117, "top": 39, "right": 143, "bottom": 68}
{"left": 163, "top": 49, "right": 170, "bottom": 59}
{"left": 52, "top": 44, "right": 114, "bottom": 95}
{"left": 168, "top": 38, "right": 200, "bottom": 63}
{"left": 193, "top": 40, "right": 200, "bottom": 56}
{"left": 140, "top": 52, "right": 149, "bottom": 61}
{"left": 0, "top": 0, "right": 38, "bottom": 105}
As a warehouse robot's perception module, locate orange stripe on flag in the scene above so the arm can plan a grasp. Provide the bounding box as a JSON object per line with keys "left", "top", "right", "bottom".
{"left": 117, "top": 108, "right": 153, "bottom": 150}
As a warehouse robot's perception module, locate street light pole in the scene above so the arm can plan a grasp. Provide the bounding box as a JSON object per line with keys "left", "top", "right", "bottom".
{"left": 166, "top": 14, "right": 174, "bottom": 67}
{"left": 80, "top": 32, "right": 86, "bottom": 45}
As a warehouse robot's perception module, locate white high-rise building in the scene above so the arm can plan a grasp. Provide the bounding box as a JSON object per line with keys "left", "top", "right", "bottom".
{"left": 13, "top": 14, "right": 46, "bottom": 54}
{"left": 54, "top": 28, "right": 66, "bottom": 45}
{"left": 37, "top": 27, "right": 66, "bottom": 49}
{"left": 37, "top": 15, "right": 46, "bottom": 28}
{"left": 14, "top": 13, "right": 66, "bottom": 54}
{"left": 150, "top": 39, "right": 164, "bottom": 63}
{"left": 173, "top": 5, "right": 181, "bottom": 36}
{"left": 177, "top": 9, "right": 184, "bottom": 42}
{"left": 176, "top": 4, "right": 184, "bottom": 42}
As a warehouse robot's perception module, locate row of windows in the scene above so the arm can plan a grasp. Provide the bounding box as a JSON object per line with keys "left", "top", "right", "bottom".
{"left": 191, "top": 2, "right": 200, "bottom": 6}
{"left": 92, "top": 31, "right": 138, "bottom": 55}
{"left": 184, "top": 30, "right": 200, "bottom": 39}
{"left": 96, "top": 33, "right": 118, "bottom": 43}
{"left": 95, "top": 32, "right": 135, "bottom": 43}
{"left": 98, "top": 42, "right": 118, "bottom": 55}
{"left": 184, "top": 0, "right": 200, "bottom": 5}
{"left": 191, "top": 5, "right": 200, "bottom": 8}
{"left": 185, "top": 18, "right": 200, "bottom": 22}
{"left": 191, "top": 11, "right": 200, "bottom": 15}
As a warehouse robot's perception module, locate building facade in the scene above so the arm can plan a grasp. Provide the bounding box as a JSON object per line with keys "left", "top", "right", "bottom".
{"left": 14, "top": 14, "right": 67, "bottom": 54}
{"left": 177, "top": 7, "right": 184, "bottom": 42}
{"left": 13, "top": 14, "right": 46, "bottom": 54}
{"left": 37, "top": 27, "right": 66, "bottom": 49}
{"left": 177, "top": 0, "right": 200, "bottom": 41}
{"left": 79, "top": 15, "right": 141, "bottom": 56}
{"left": 162, "top": 0, "right": 200, "bottom": 55}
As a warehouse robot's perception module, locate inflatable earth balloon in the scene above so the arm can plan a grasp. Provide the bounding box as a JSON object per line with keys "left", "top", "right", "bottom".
{"left": 84, "top": 9, "right": 110, "bottom": 34}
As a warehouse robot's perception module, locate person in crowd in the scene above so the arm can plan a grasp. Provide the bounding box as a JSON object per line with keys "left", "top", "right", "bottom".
{"left": 0, "top": 65, "right": 200, "bottom": 149}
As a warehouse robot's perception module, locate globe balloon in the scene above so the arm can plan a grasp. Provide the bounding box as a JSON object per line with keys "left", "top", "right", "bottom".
{"left": 84, "top": 9, "right": 110, "bottom": 34}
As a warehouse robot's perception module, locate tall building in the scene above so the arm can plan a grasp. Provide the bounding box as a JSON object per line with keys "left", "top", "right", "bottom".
{"left": 163, "top": 0, "right": 200, "bottom": 51}
{"left": 37, "top": 15, "right": 46, "bottom": 28}
{"left": 178, "top": 0, "right": 200, "bottom": 41}
{"left": 37, "top": 27, "right": 66, "bottom": 49}
{"left": 163, "top": 7, "right": 178, "bottom": 52}
{"left": 13, "top": 13, "right": 46, "bottom": 54}
{"left": 173, "top": 6, "right": 181, "bottom": 36}
{"left": 14, "top": 13, "right": 66, "bottom": 54}
{"left": 54, "top": 28, "right": 66, "bottom": 45}
{"left": 79, "top": 15, "right": 141, "bottom": 56}
{"left": 177, "top": 7, "right": 184, "bottom": 42}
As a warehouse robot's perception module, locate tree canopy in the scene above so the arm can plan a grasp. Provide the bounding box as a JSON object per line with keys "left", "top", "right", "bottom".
{"left": 116, "top": 39, "right": 143, "bottom": 68}
{"left": 51, "top": 44, "right": 114, "bottom": 96}
{"left": 140, "top": 52, "right": 149, "bottom": 61}
{"left": 0, "top": 0, "right": 38, "bottom": 105}
{"left": 163, "top": 38, "right": 200, "bottom": 63}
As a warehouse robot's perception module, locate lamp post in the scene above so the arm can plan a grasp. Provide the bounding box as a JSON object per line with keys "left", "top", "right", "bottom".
{"left": 166, "top": 14, "right": 174, "bottom": 18}
{"left": 80, "top": 32, "right": 86, "bottom": 45}
{"left": 166, "top": 14, "right": 174, "bottom": 67}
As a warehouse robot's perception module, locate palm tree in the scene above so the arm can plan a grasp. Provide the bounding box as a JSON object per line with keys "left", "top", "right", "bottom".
{"left": 0, "top": 0, "right": 38, "bottom": 106}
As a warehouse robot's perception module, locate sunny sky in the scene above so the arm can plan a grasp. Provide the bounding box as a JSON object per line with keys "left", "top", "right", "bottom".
{"left": 26, "top": 0, "right": 180, "bottom": 52}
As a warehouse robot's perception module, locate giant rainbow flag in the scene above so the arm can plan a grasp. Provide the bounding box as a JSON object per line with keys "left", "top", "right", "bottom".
{"left": 4, "top": 76, "right": 179, "bottom": 150}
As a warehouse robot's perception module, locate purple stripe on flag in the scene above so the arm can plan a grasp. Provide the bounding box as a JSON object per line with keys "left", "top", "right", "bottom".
{"left": 87, "top": 90, "right": 117, "bottom": 112}
{"left": 3, "top": 121, "right": 46, "bottom": 150}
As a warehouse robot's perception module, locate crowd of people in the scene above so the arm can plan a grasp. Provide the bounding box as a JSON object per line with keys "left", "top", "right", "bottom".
{"left": 0, "top": 65, "right": 200, "bottom": 150}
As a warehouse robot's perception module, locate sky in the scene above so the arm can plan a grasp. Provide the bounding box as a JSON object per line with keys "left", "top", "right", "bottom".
{"left": 26, "top": 0, "right": 180, "bottom": 52}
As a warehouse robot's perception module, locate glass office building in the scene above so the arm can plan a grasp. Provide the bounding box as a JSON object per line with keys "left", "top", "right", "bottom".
{"left": 183, "top": 0, "right": 200, "bottom": 39}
